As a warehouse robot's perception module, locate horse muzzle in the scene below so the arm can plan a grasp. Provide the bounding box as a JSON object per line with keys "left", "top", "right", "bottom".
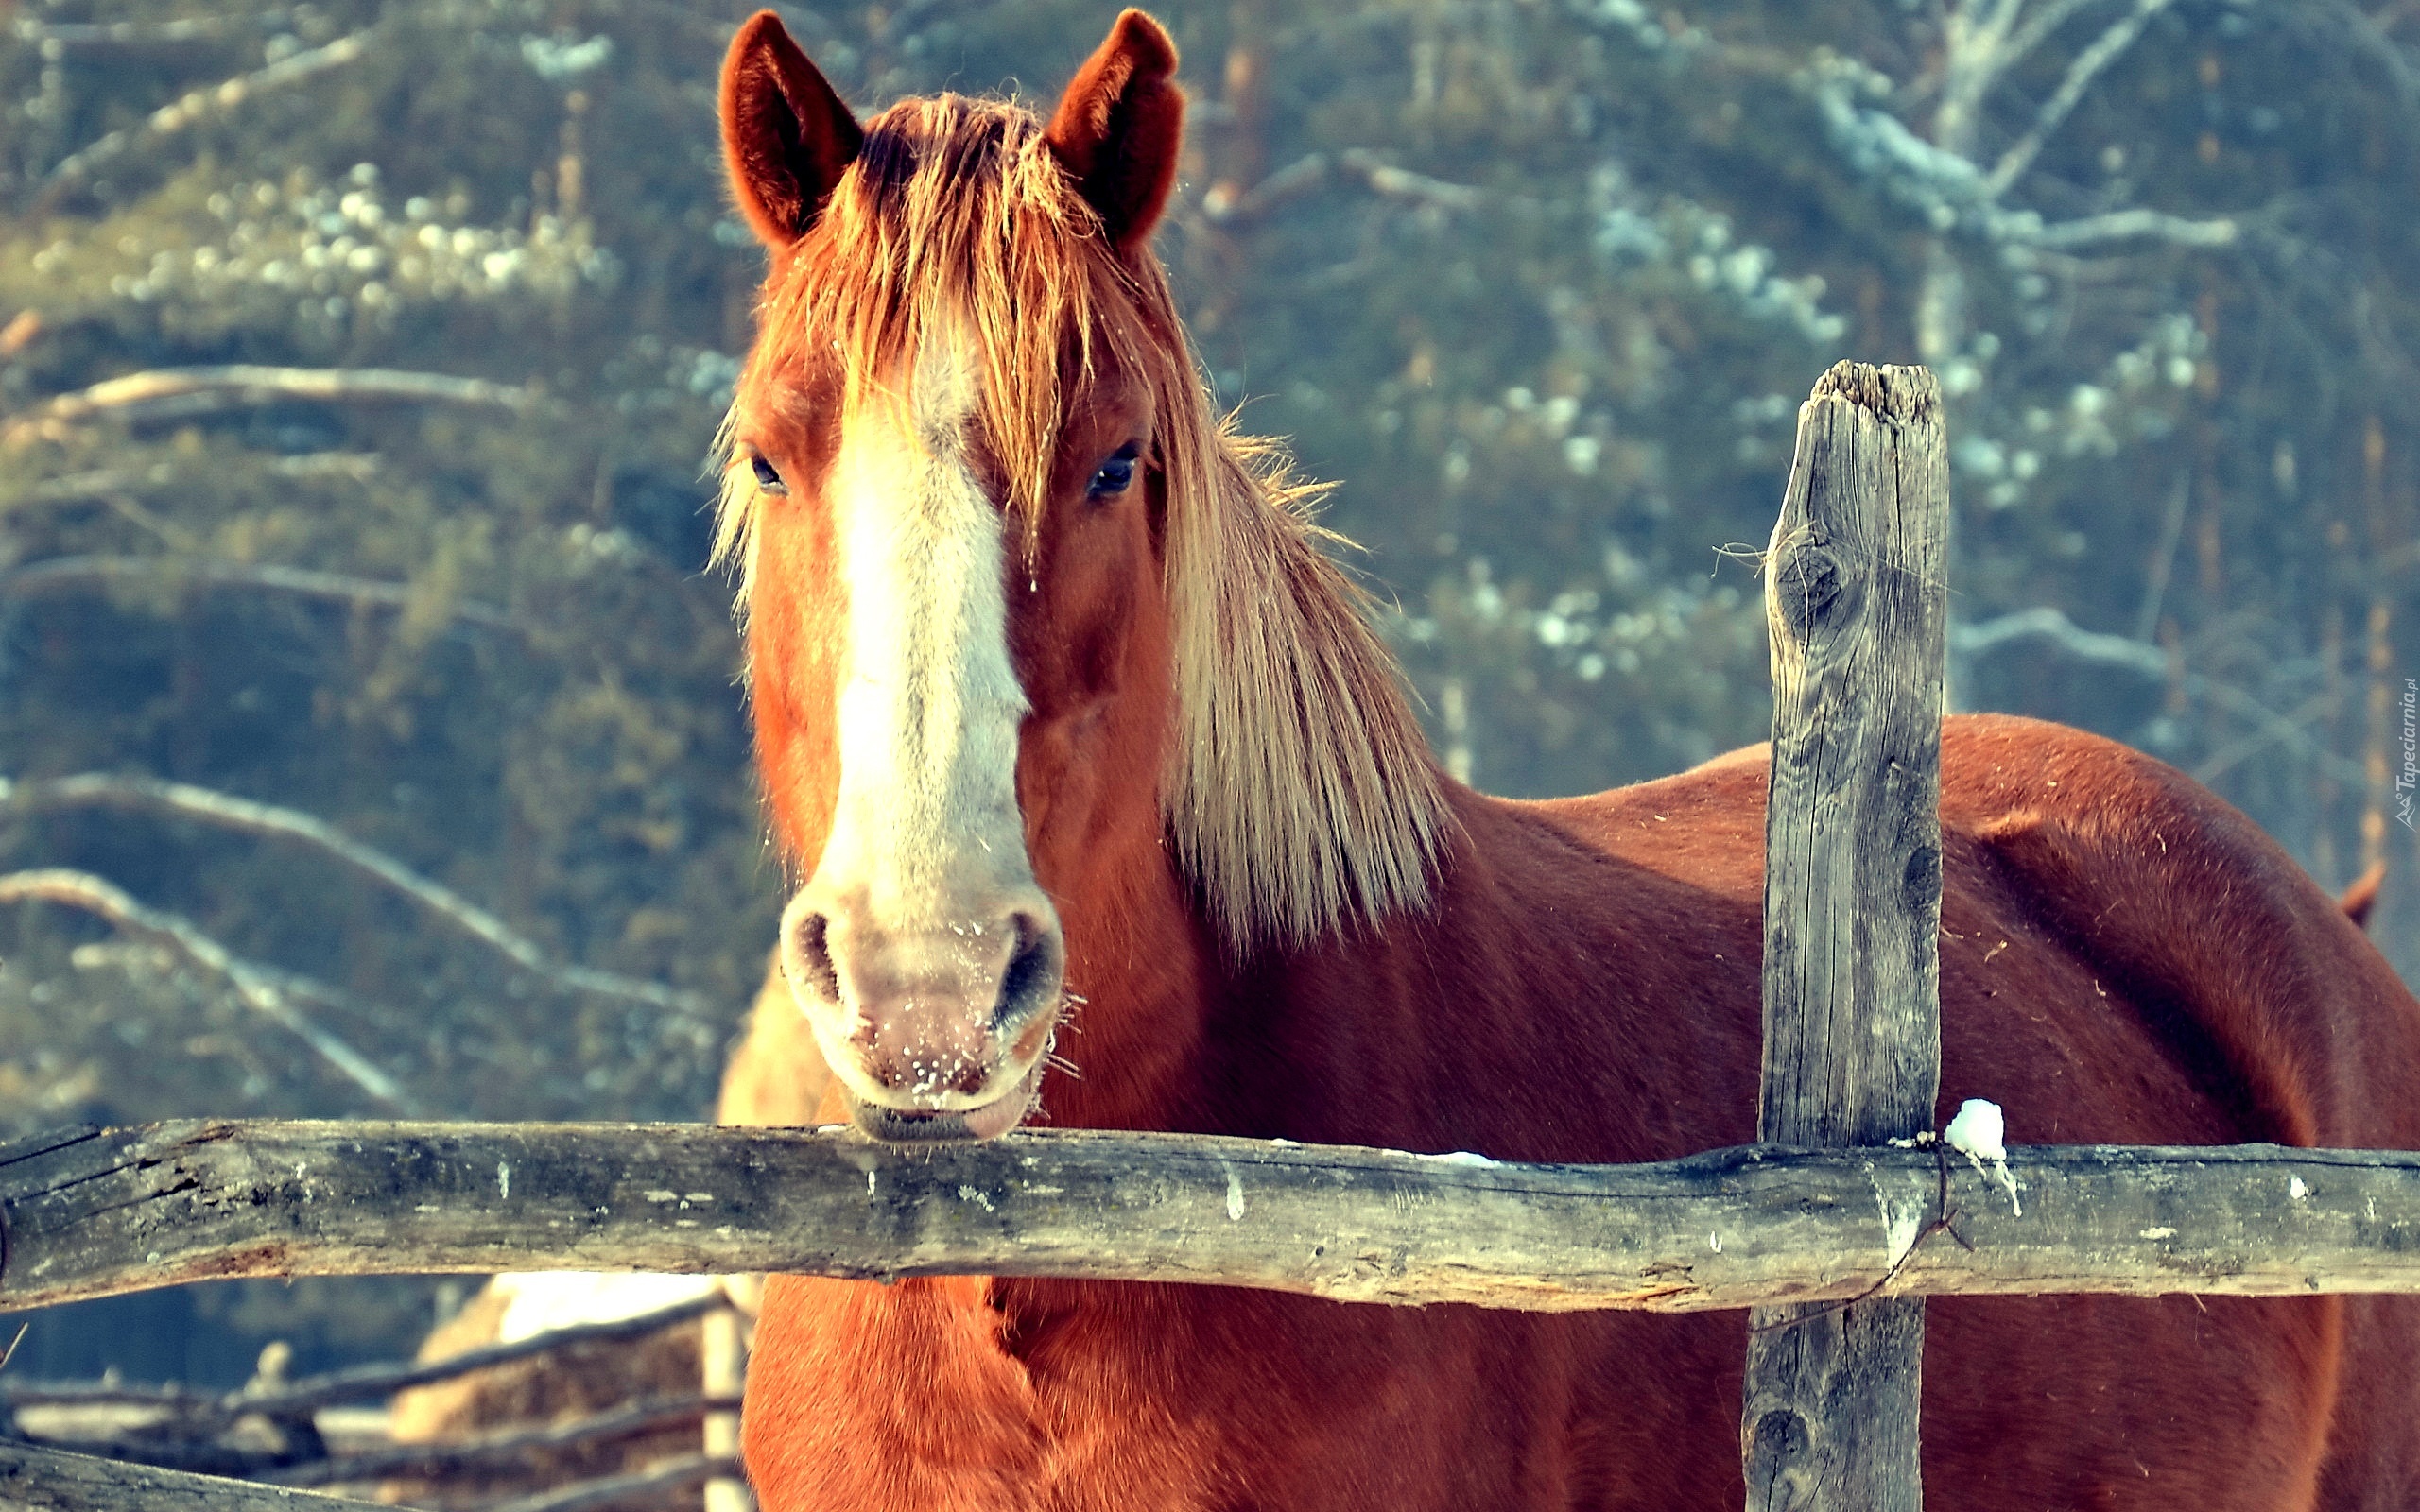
{"left": 779, "top": 885, "right": 1064, "bottom": 1143}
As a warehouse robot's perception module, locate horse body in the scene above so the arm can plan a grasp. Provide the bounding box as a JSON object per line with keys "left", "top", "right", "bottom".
{"left": 739, "top": 717, "right": 2418, "bottom": 1510}
{"left": 706, "top": 10, "right": 2420, "bottom": 1507}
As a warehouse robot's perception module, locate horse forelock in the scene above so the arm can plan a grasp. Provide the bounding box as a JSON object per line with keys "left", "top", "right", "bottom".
{"left": 718, "top": 91, "right": 1455, "bottom": 956}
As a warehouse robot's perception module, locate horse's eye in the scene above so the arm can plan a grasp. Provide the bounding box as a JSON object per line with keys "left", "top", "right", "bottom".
{"left": 1088, "top": 446, "right": 1139, "bottom": 498}
{"left": 751, "top": 455, "right": 787, "bottom": 496}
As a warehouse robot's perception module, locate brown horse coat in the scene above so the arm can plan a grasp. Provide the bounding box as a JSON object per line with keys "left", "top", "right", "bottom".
{"left": 735, "top": 717, "right": 2420, "bottom": 1511}
{"left": 708, "top": 12, "right": 2420, "bottom": 1508}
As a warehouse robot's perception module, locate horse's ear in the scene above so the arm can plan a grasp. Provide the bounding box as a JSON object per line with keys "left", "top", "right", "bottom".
{"left": 719, "top": 11, "right": 862, "bottom": 248}
{"left": 1045, "top": 9, "right": 1184, "bottom": 253}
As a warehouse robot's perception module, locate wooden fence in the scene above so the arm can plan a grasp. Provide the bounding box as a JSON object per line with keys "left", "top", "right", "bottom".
{"left": 0, "top": 361, "right": 2408, "bottom": 1512}
{"left": 0, "top": 1292, "right": 740, "bottom": 1509}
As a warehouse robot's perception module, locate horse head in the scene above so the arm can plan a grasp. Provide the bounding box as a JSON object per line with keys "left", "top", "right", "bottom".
{"left": 716, "top": 8, "right": 1446, "bottom": 1144}
{"left": 715, "top": 11, "right": 1191, "bottom": 1142}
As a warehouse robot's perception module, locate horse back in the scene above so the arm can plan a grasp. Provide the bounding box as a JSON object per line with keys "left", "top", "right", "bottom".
{"left": 1519, "top": 711, "right": 2420, "bottom": 1152}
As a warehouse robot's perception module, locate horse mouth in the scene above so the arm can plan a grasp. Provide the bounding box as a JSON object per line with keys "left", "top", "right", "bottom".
{"left": 845, "top": 1057, "right": 1044, "bottom": 1143}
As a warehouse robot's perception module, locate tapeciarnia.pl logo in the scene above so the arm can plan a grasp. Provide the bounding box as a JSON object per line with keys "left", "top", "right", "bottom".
{"left": 2399, "top": 678, "right": 2417, "bottom": 833}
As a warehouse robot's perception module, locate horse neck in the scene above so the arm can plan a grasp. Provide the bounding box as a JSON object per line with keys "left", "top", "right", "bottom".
{"left": 1036, "top": 799, "right": 1478, "bottom": 1143}
{"left": 1037, "top": 783, "right": 1666, "bottom": 1155}
{"left": 1038, "top": 816, "right": 1227, "bottom": 1133}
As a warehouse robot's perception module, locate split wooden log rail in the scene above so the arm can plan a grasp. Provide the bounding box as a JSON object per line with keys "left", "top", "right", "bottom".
{"left": 9, "top": 1122, "right": 2420, "bottom": 1315}
{"left": 0, "top": 361, "right": 2404, "bottom": 1512}
{"left": 0, "top": 1441, "right": 739, "bottom": 1512}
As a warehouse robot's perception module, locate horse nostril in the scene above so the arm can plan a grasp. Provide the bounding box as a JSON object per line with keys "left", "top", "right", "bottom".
{"left": 994, "top": 912, "right": 1062, "bottom": 1029}
{"left": 789, "top": 911, "right": 842, "bottom": 1004}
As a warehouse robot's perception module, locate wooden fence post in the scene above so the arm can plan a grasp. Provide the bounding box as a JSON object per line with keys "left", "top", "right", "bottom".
{"left": 1740, "top": 362, "right": 1949, "bottom": 1512}
{"left": 700, "top": 1298, "right": 752, "bottom": 1512}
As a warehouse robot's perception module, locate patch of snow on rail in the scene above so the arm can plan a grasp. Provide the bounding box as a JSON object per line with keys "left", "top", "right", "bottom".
{"left": 1945, "top": 1098, "right": 2022, "bottom": 1215}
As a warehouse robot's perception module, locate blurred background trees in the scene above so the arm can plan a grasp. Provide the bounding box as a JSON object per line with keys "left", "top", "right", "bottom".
{"left": 0, "top": 0, "right": 2411, "bottom": 1379}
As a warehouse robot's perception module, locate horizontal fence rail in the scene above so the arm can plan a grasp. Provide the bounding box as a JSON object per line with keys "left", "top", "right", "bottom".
{"left": 0, "top": 1281, "right": 744, "bottom": 1508}
{"left": 0, "top": 1440, "right": 738, "bottom": 1512}
{"left": 0, "top": 1441, "right": 392, "bottom": 1512}
{"left": 0, "top": 1292, "right": 725, "bottom": 1430}
{"left": 6, "top": 1120, "right": 2420, "bottom": 1314}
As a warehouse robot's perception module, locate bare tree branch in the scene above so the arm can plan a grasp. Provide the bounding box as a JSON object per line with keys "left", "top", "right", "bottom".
{"left": 271, "top": 452, "right": 384, "bottom": 483}
{"left": 1935, "top": 0, "right": 2032, "bottom": 157}
{"left": 1981, "top": 0, "right": 2031, "bottom": 46}
{"left": 5, "top": 367, "right": 532, "bottom": 446}
{"left": 1804, "top": 29, "right": 2241, "bottom": 255}
{"left": 32, "top": 1390, "right": 741, "bottom": 1486}
{"left": 41, "top": 31, "right": 373, "bottom": 193}
{"left": 1339, "top": 149, "right": 1485, "bottom": 210}
{"left": 13, "top": 456, "right": 375, "bottom": 498}
{"left": 1557, "top": 0, "right": 1715, "bottom": 58}
{"left": 1202, "top": 150, "right": 1482, "bottom": 225}
{"left": 0, "top": 774, "right": 714, "bottom": 1025}
{"left": 2301, "top": 0, "right": 2420, "bottom": 116}
{"left": 2133, "top": 471, "right": 2192, "bottom": 642}
{"left": 1951, "top": 608, "right": 2367, "bottom": 782}
{"left": 16, "top": 467, "right": 170, "bottom": 504}
{"left": 485, "top": 1453, "right": 742, "bottom": 1512}
{"left": 3, "top": 471, "right": 189, "bottom": 550}
{"left": 2193, "top": 691, "right": 2335, "bottom": 784}
{"left": 0, "top": 1292, "right": 729, "bottom": 1421}
{"left": 1, "top": 556, "right": 521, "bottom": 634}
{"left": 0, "top": 868, "right": 419, "bottom": 1113}
{"left": 9, "top": 12, "right": 295, "bottom": 47}
{"left": 234, "top": 1293, "right": 721, "bottom": 1422}
{"left": 1986, "top": 0, "right": 2181, "bottom": 196}
{"left": 1998, "top": 0, "right": 2121, "bottom": 88}
{"left": 1957, "top": 0, "right": 2035, "bottom": 104}
{"left": 1200, "top": 153, "right": 1332, "bottom": 223}
{"left": 2015, "top": 206, "right": 2240, "bottom": 248}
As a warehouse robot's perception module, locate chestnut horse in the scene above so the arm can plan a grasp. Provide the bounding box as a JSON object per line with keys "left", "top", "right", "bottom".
{"left": 710, "top": 10, "right": 2420, "bottom": 1508}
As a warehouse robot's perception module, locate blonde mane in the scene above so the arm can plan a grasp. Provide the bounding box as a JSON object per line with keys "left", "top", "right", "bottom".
{"left": 717, "top": 94, "right": 1455, "bottom": 953}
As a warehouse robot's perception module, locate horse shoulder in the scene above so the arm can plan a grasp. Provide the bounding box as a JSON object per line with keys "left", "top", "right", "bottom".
{"left": 741, "top": 1076, "right": 1042, "bottom": 1512}
{"left": 746, "top": 1271, "right": 1238, "bottom": 1512}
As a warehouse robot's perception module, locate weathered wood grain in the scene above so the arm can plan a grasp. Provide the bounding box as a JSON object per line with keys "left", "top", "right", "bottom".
{"left": 0, "top": 1438, "right": 738, "bottom": 1512}
{"left": 9, "top": 1122, "right": 2420, "bottom": 1314}
{"left": 0, "top": 1441, "right": 389, "bottom": 1511}
{"left": 1744, "top": 361, "right": 1948, "bottom": 1512}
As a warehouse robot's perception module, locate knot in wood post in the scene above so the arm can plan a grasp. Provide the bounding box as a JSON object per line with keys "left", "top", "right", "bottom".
{"left": 1740, "top": 360, "right": 1948, "bottom": 1512}
{"left": 1767, "top": 520, "right": 1848, "bottom": 644}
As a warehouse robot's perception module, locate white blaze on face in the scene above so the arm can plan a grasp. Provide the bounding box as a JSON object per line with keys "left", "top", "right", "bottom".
{"left": 788, "top": 319, "right": 1052, "bottom": 1110}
